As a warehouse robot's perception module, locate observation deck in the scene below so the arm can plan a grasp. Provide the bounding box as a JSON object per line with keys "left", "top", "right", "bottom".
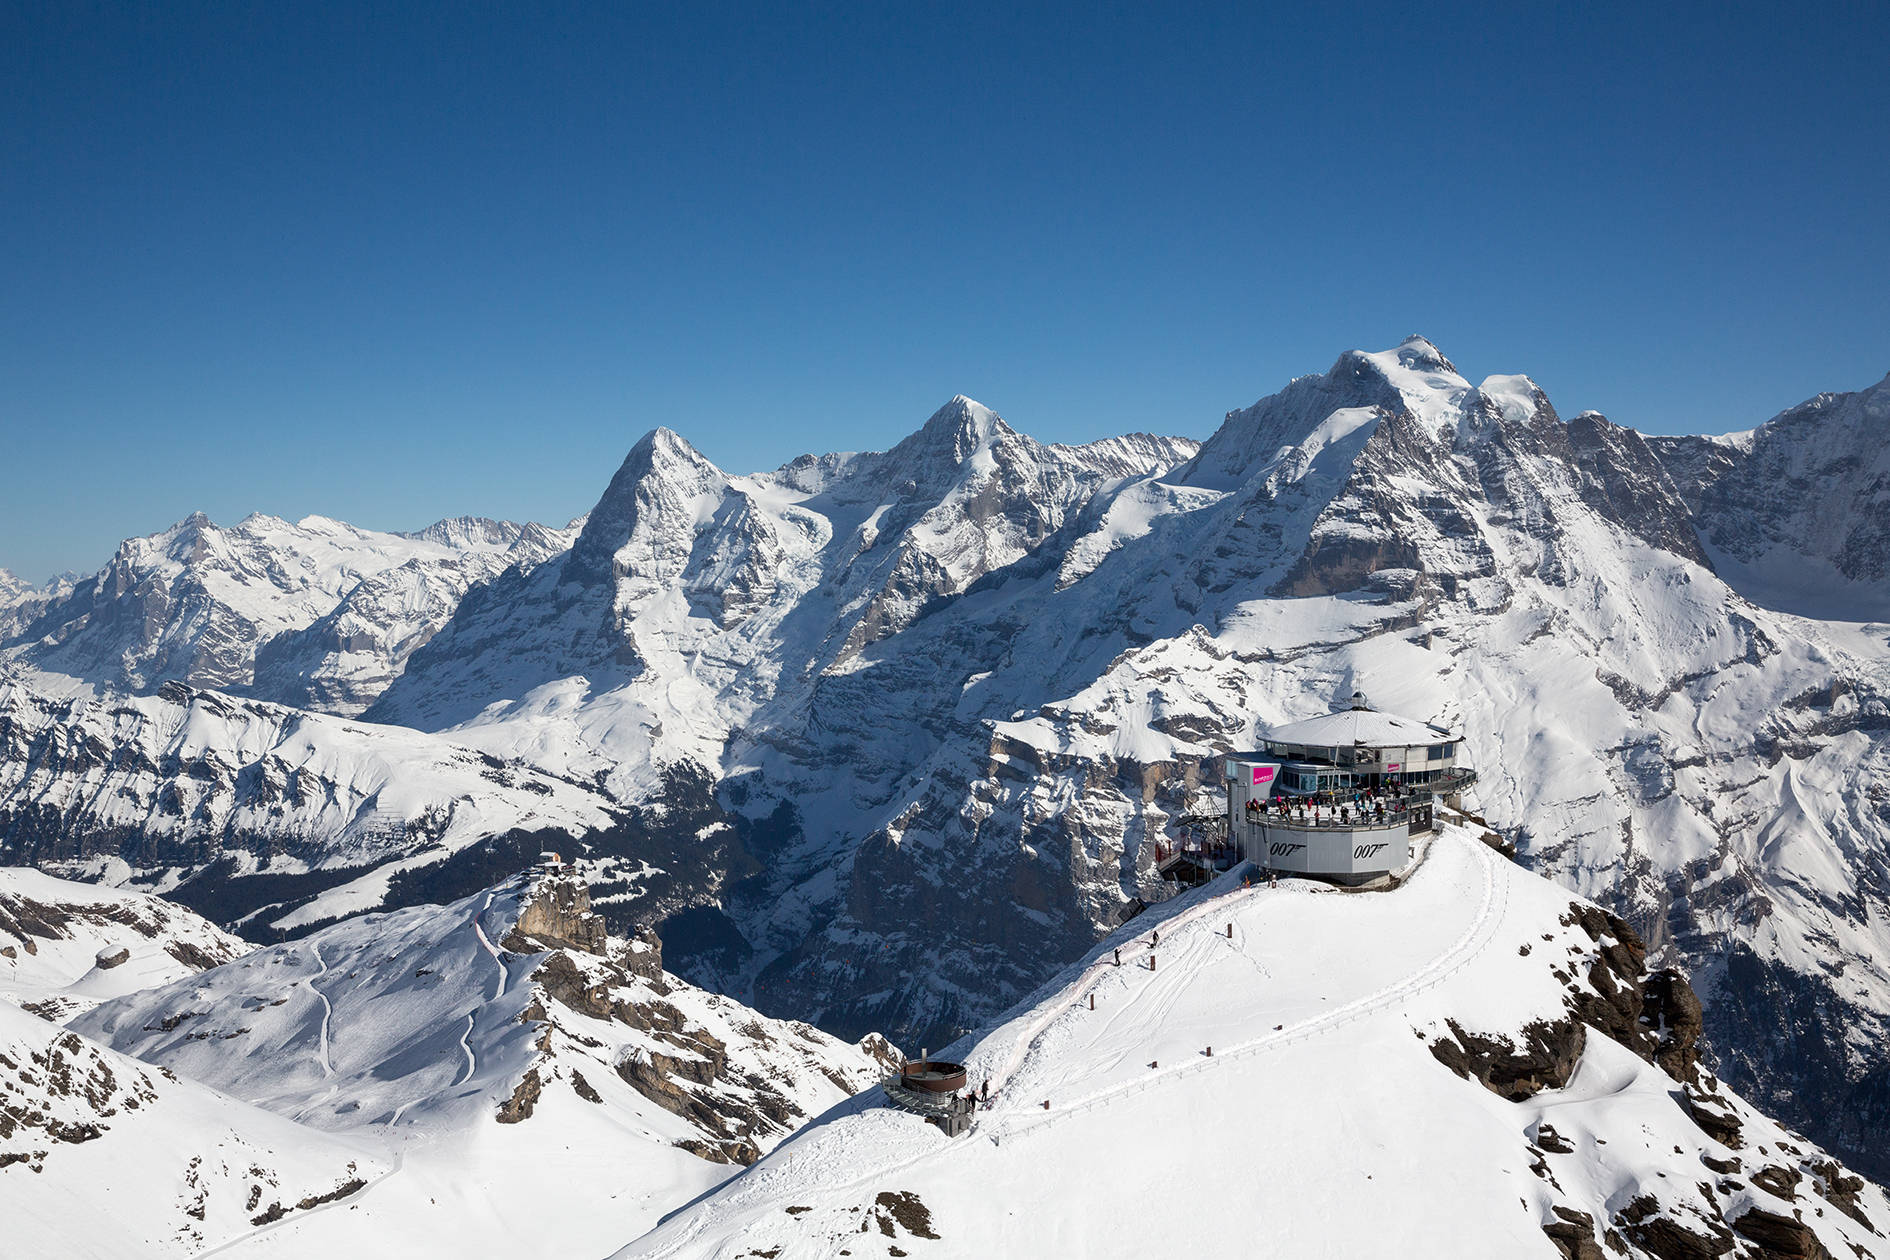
{"left": 1224, "top": 694, "right": 1475, "bottom": 885}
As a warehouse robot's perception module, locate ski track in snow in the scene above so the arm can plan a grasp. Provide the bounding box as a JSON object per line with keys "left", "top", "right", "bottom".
{"left": 634, "top": 837, "right": 1507, "bottom": 1260}
{"left": 984, "top": 861, "right": 1301, "bottom": 1102}
{"left": 190, "top": 1150, "right": 406, "bottom": 1259}
{"left": 455, "top": 1011, "right": 477, "bottom": 1088}
{"left": 310, "top": 941, "right": 335, "bottom": 1079}
{"left": 472, "top": 891, "right": 506, "bottom": 1001}
{"left": 995, "top": 836, "right": 1506, "bottom": 1138}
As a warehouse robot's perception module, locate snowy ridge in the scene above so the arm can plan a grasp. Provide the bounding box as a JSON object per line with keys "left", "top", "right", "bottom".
{"left": 364, "top": 396, "right": 1202, "bottom": 799}
{"left": 68, "top": 870, "right": 897, "bottom": 1257}
{"left": 617, "top": 830, "right": 1888, "bottom": 1260}
{"left": 0, "top": 670, "right": 620, "bottom": 928}
{"left": 0, "top": 867, "right": 249, "bottom": 1021}
{"left": 0, "top": 998, "right": 383, "bottom": 1257}
{"left": 4, "top": 510, "right": 578, "bottom": 714}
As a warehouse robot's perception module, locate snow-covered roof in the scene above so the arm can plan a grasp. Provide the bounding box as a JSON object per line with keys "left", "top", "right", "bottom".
{"left": 1263, "top": 707, "right": 1452, "bottom": 747}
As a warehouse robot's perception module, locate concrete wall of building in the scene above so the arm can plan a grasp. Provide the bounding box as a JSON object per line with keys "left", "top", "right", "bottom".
{"left": 1233, "top": 817, "right": 1411, "bottom": 878}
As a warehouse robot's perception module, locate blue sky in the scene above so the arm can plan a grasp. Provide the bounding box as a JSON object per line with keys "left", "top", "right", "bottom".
{"left": 3, "top": 1, "right": 1886, "bottom": 580}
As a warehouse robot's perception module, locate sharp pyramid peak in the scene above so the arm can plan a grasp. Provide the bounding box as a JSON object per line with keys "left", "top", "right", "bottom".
{"left": 605, "top": 425, "right": 728, "bottom": 485}
{"left": 628, "top": 423, "right": 707, "bottom": 459}
{"left": 925, "top": 394, "right": 1008, "bottom": 436}
{"left": 885, "top": 394, "right": 1017, "bottom": 467}
{"left": 565, "top": 426, "right": 729, "bottom": 582}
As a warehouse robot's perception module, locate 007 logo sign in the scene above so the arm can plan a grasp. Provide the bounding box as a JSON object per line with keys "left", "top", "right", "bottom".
{"left": 1352, "top": 843, "right": 1389, "bottom": 861}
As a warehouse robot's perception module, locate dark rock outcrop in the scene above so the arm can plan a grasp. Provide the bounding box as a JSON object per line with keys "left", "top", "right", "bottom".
{"left": 495, "top": 1067, "right": 542, "bottom": 1124}
{"left": 501, "top": 875, "right": 608, "bottom": 955}
{"left": 1542, "top": 1205, "right": 1606, "bottom": 1260}
{"left": 1613, "top": 1194, "right": 1733, "bottom": 1260}
{"left": 1429, "top": 1016, "right": 1586, "bottom": 1100}
{"left": 1730, "top": 1206, "right": 1834, "bottom": 1260}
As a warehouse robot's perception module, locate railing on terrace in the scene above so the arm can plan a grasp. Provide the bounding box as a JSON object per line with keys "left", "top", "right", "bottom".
{"left": 1238, "top": 807, "right": 1410, "bottom": 834}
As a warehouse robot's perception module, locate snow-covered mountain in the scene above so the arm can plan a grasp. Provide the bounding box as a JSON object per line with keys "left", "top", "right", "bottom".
{"left": 363, "top": 403, "right": 1199, "bottom": 791}
{"left": 0, "top": 669, "right": 622, "bottom": 933}
{"left": 4, "top": 338, "right": 1888, "bottom": 1186}
{"left": 68, "top": 868, "right": 896, "bottom": 1256}
{"left": 0, "top": 569, "right": 70, "bottom": 641}
{"left": 617, "top": 827, "right": 1890, "bottom": 1260}
{"left": 1648, "top": 370, "right": 1890, "bottom": 621}
{"left": 0, "top": 867, "right": 249, "bottom": 1021}
{"left": 4, "top": 512, "right": 578, "bottom": 715}
{"left": 1, "top": 998, "right": 384, "bottom": 1257}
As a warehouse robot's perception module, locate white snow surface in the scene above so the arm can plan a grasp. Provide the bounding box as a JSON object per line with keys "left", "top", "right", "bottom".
{"left": 0, "top": 998, "right": 384, "bottom": 1258}
{"left": 0, "top": 867, "right": 250, "bottom": 1019}
{"left": 71, "top": 873, "right": 894, "bottom": 1258}
{"left": 1261, "top": 705, "right": 1453, "bottom": 746}
{"left": 615, "top": 830, "right": 1889, "bottom": 1260}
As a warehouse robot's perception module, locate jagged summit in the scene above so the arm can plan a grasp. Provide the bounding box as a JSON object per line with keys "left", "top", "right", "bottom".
{"left": 565, "top": 425, "right": 727, "bottom": 586}
{"left": 1392, "top": 331, "right": 1458, "bottom": 374}
{"left": 3, "top": 503, "right": 577, "bottom": 709}
{"left": 883, "top": 394, "right": 1015, "bottom": 471}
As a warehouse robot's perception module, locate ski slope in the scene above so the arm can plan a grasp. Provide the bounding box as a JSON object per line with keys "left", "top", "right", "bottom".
{"left": 617, "top": 829, "right": 1889, "bottom": 1259}
{"left": 71, "top": 872, "right": 894, "bottom": 1259}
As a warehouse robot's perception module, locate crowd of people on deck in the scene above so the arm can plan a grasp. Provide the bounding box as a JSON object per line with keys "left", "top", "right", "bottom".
{"left": 1242, "top": 782, "right": 1416, "bottom": 827}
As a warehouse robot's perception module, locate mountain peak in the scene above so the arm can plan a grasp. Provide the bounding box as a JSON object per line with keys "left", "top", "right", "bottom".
{"left": 888, "top": 395, "right": 1014, "bottom": 470}
{"left": 927, "top": 394, "right": 1006, "bottom": 440}
{"left": 565, "top": 426, "right": 729, "bottom": 584}
{"left": 1394, "top": 334, "right": 1457, "bottom": 375}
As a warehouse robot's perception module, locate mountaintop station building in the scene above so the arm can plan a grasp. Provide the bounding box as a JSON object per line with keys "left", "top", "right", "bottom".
{"left": 1224, "top": 694, "right": 1475, "bottom": 885}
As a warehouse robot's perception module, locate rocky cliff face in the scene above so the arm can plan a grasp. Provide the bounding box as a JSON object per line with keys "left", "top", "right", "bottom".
{"left": 1649, "top": 370, "right": 1890, "bottom": 620}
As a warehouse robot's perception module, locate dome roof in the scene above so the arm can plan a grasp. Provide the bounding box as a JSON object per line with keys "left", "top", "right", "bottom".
{"left": 1264, "top": 707, "right": 1452, "bottom": 748}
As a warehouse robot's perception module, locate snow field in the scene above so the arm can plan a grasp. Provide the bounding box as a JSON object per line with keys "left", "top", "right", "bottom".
{"left": 613, "top": 828, "right": 1885, "bottom": 1258}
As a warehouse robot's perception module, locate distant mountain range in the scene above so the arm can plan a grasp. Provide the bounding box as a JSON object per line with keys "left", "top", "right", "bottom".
{"left": 3, "top": 336, "right": 1887, "bottom": 1184}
